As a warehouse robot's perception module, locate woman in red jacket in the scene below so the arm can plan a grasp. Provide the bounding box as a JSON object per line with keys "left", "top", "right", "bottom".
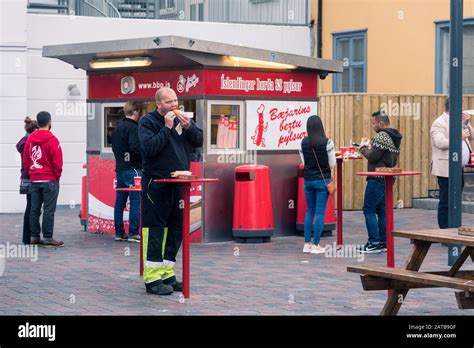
{"left": 16, "top": 117, "right": 38, "bottom": 245}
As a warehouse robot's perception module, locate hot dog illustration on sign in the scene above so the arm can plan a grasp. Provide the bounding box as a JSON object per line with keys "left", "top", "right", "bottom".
{"left": 251, "top": 104, "right": 268, "bottom": 147}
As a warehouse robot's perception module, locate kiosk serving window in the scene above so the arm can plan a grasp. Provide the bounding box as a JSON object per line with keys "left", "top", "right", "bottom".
{"left": 208, "top": 101, "right": 243, "bottom": 153}
{"left": 103, "top": 104, "right": 125, "bottom": 149}
{"left": 101, "top": 101, "right": 201, "bottom": 158}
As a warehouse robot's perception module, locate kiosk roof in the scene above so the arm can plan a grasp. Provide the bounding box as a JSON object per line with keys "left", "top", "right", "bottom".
{"left": 43, "top": 35, "right": 343, "bottom": 75}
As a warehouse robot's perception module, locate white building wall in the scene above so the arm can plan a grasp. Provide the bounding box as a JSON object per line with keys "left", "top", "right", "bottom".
{"left": 0, "top": 0, "right": 28, "bottom": 213}
{"left": 1, "top": 9, "right": 310, "bottom": 213}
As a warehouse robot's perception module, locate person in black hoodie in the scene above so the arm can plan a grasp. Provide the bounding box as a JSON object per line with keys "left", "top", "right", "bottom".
{"left": 16, "top": 117, "right": 38, "bottom": 245}
{"left": 138, "top": 87, "right": 203, "bottom": 296}
{"left": 358, "top": 111, "right": 403, "bottom": 253}
{"left": 111, "top": 101, "right": 144, "bottom": 243}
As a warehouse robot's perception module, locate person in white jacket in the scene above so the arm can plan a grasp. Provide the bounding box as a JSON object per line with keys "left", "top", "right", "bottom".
{"left": 430, "top": 98, "right": 472, "bottom": 229}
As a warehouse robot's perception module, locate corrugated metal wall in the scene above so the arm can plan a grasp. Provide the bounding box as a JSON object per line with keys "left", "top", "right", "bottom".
{"left": 209, "top": 0, "right": 308, "bottom": 25}
{"left": 70, "top": 0, "right": 310, "bottom": 25}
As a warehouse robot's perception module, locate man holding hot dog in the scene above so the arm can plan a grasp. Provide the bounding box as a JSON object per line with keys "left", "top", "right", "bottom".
{"left": 138, "top": 87, "right": 203, "bottom": 295}
{"left": 358, "top": 111, "right": 402, "bottom": 254}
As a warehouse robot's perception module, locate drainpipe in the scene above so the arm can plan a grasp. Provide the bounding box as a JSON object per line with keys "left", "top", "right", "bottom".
{"left": 317, "top": 0, "right": 322, "bottom": 58}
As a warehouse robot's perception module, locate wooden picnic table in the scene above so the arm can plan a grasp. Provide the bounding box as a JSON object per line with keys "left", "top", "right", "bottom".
{"left": 347, "top": 228, "right": 474, "bottom": 315}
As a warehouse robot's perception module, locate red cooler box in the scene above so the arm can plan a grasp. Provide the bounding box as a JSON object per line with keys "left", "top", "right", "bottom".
{"left": 296, "top": 163, "right": 336, "bottom": 237}
{"left": 233, "top": 164, "right": 274, "bottom": 243}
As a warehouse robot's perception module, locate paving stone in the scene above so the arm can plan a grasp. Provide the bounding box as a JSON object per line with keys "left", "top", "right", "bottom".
{"left": 0, "top": 207, "right": 473, "bottom": 315}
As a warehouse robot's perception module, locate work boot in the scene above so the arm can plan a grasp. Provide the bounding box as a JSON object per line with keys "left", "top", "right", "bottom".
{"left": 163, "top": 276, "right": 183, "bottom": 292}
{"left": 145, "top": 280, "right": 174, "bottom": 295}
{"left": 30, "top": 238, "right": 44, "bottom": 246}
{"left": 42, "top": 238, "right": 64, "bottom": 247}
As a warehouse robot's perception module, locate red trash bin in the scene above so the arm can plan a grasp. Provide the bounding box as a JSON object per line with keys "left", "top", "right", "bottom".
{"left": 296, "top": 163, "right": 336, "bottom": 237}
{"left": 233, "top": 164, "right": 274, "bottom": 243}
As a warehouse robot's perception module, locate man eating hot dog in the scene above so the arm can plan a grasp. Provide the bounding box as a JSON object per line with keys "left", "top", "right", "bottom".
{"left": 138, "top": 87, "right": 203, "bottom": 295}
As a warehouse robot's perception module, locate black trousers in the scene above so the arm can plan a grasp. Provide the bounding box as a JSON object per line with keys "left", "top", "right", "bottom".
{"left": 30, "top": 181, "right": 60, "bottom": 240}
{"left": 23, "top": 194, "right": 32, "bottom": 244}
{"left": 437, "top": 173, "right": 464, "bottom": 229}
{"left": 142, "top": 174, "right": 183, "bottom": 264}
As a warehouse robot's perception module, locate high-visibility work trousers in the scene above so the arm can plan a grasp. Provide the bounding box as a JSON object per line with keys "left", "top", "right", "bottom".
{"left": 142, "top": 174, "right": 183, "bottom": 284}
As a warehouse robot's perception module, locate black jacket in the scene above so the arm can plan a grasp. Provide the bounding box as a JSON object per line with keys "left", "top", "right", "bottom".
{"left": 360, "top": 128, "right": 403, "bottom": 179}
{"left": 301, "top": 137, "right": 332, "bottom": 181}
{"left": 138, "top": 109, "right": 203, "bottom": 178}
{"left": 111, "top": 118, "right": 142, "bottom": 172}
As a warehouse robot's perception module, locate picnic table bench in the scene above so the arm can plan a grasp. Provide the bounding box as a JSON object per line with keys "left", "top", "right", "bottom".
{"left": 347, "top": 228, "right": 474, "bottom": 315}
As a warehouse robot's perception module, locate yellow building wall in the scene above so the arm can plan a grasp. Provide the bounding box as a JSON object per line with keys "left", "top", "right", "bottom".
{"left": 312, "top": 0, "right": 474, "bottom": 94}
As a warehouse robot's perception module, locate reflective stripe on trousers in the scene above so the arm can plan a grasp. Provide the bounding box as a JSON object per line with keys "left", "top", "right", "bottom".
{"left": 142, "top": 227, "right": 176, "bottom": 283}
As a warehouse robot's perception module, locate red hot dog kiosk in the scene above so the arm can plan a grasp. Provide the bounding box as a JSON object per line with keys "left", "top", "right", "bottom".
{"left": 43, "top": 36, "right": 342, "bottom": 243}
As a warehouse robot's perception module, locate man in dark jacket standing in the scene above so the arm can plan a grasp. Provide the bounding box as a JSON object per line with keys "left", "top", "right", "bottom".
{"left": 139, "top": 87, "right": 203, "bottom": 295}
{"left": 359, "top": 111, "right": 402, "bottom": 253}
{"left": 112, "top": 101, "right": 144, "bottom": 242}
{"left": 22, "top": 111, "right": 64, "bottom": 247}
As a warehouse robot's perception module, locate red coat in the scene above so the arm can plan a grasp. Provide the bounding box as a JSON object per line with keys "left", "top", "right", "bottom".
{"left": 22, "top": 129, "right": 63, "bottom": 182}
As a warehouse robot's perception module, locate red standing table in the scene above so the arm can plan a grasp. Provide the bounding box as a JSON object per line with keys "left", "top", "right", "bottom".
{"left": 336, "top": 154, "right": 363, "bottom": 248}
{"left": 115, "top": 187, "right": 144, "bottom": 276}
{"left": 155, "top": 178, "right": 218, "bottom": 298}
{"left": 356, "top": 171, "right": 422, "bottom": 267}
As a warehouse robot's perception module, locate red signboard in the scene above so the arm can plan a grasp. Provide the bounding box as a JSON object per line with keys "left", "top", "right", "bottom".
{"left": 88, "top": 69, "right": 318, "bottom": 100}
{"left": 204, "top": 70, "right": 317, "bottom": 98}
{"left": 88, "top": 70, "right": 204, "bottom": 100}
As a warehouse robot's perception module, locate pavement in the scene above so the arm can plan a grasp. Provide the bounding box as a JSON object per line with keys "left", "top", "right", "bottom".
{"left": 0, "top": 207, "right": 473, "bottom": 316}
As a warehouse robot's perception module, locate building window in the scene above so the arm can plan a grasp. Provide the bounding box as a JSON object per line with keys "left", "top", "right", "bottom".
{"left": 436, "top": 20, "right": 474, "bottom": 94}
{"left": 159, "top": 0, "right": 176, "bottom": 10}
{"left": 332, "top": 30, "right": 367, "bottom": 93}
{"left": 190, "top": 1, "right": 204, "bottom": 21}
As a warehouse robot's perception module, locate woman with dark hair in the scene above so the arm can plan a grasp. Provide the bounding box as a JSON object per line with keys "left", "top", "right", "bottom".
{"left": 16, "top": 116, "right": 38, "bottom": 245}
{"left": 300, "top": 115, "right": 336, "bottom": 254}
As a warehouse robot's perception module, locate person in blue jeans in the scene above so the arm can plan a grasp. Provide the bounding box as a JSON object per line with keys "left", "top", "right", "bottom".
{"left": 300, "top": 115, "right": 336, "bottom": 254}
{"left": 359, "top": 111, "right": 402, "bottom": 253}
{"left": 114, "top": 168, "right": 142, "bottom": 242}
{"left": 363, "top": 179, "right": 387, "bottom": 249}
{"left": 112, "top": 101, "right": 145, "bottom": 242}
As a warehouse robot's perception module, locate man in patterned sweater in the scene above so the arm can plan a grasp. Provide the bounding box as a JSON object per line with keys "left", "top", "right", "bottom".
{"left": 358, "top": 111, "right": 403, "bottom": 253}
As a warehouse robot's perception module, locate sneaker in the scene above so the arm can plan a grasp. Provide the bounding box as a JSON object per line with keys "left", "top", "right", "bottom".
{"left": 163, "top": 277, "right": 183, "bottom": 292}
{"left": 359, "top": 242, "right": 383, "bottom": 254}
{"left": 42, "top": 238, "right": 64, "bottom": 247}
{"left": 310, "top": 244, "right": 326, "bottom": 254}
{"left": 128, "top": 234, "right": 140, "bottom": 243}
{"left": 145, "top": 280, "right": 174, "bottom": 295}
{"left": 381, "top": 243, "right": 387, "bottom": 252}
{"left": 114, "top": 234, "right": 128, "bottom": 242}
{"left": 303, "top": 243, "right": 312, "bottom": 253}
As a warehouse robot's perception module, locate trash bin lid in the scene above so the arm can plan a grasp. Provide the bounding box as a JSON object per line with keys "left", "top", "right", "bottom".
{"left": 235, "top": 164, "right": 269, "bottom": 172}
